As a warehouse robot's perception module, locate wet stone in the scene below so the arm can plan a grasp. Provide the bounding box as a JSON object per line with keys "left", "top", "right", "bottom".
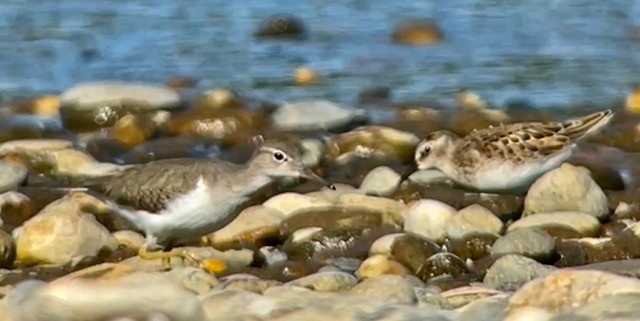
{"left": 286, "top": 270, "right": 357, "bottom": 292}
{"left": 446, "top": 231, "right": 498, "bottom": 261}
{"left": 281, "top": 227, "right": 373, "bottom": 261}
{"left": 483, "top": 254, "right": 557, "bottom": 292}
{"left": 555, "top": 237, "right": 630, "bottom": 267}
{"left": 254, "top": 14, "right": 307, "bottom": 40}
{"left": 214, "top": 274, "right": 282, "bottom": 294}
{"left": 0, "top": 230, "right": 15, "bottom": 269}
{"left": 279, "top": 206, "right": 385, "bottom": 238}
{"left": 0, "top": 162, "right": 27, "bottom": 193}
{"left": 349, "top": 275, "right": 417, "bottom": 304}
{"left": 324, "top": 125, "right": 420, "bottom": 164}
{"left": 491, "top": 227, "right": 556, "bottom": 262}
{"left": 59, "top": 81, "right": 182, "bottom": 132}
{"left": 390, "top": 234, "right": 441, "bottom": 275}
{"left": 417, "top": 252, "right": 470, "bottom": 282}
{"left": 507, "top": 212, "right": 601, "bottom": 239}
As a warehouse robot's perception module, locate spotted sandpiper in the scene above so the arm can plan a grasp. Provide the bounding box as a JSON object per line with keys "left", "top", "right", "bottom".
{"left": 70, "top": 135, "right": 334, "bottom": 271}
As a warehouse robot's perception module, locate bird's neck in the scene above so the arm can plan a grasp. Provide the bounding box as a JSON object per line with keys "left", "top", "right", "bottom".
{"left": 227, "top": 164, "right": 274, "bottom": 198}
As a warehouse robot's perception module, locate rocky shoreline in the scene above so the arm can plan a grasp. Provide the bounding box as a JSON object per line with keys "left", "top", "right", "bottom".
{"left": 1, "top": 81, "right": 640, "bottom": 320}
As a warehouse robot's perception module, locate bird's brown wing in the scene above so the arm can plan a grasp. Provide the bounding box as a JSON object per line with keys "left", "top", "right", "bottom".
{"left": 456, "top": 121, "right": 571, "bottom": 165}
{"left": 90, "top": 158, "right": 238, "bottom": 213}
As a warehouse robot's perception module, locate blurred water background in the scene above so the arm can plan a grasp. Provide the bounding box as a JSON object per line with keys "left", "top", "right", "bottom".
{"left": 0, "top": 0, "right": 639, "bottom": 108}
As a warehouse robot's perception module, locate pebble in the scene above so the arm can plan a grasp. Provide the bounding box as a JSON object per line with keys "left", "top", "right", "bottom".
{"left": 507, "top": 269, "right": 640, "bottom": 314}
{"left": 271, "top": 100, "right": 367, "bottom": 131}
{"left": 163, "top": 266, "right": 219, "bottom": 295}
{"left": 200, "top": 289, "right": 275, "bottom": 320}
{"left": 356, "top": 254, "right": 411, "bottom": 279}
{"left": 359, "top": 166, "right": 402, "bottom": 196}
{"left": 484, "top": 254, "right": 558, "bottom": 291}
{"left": 456, "top": 293, "right": 510, "bottom": 321}
{"left": 491, "top": 227, "right": 556, "bottom": 262}
{"left": 60, "top": 81, "right": 181, "bottom": 111}
{"left": 404, "top": 199, "right": 456, "bottom": 243}
{"left": 15, "top": 193, "right": 117, "bottom": 267}
{"left": 405, "top": 169, "right": 452, "bottom": 186}
{"left": 574, "top": 259, "right": 640, "bottom": 278}
{"left": 446, "top": 204, "right": 504, "bottom": 239}
{"left": 524, "top": 163, "right": 609, "bottom": 220}
{"left": 442, "top": 285, "right": 505, "bottom": 309}
{"left": 286, "top": 271, "right": 358, "bottom": 292}
{"left": 203, "top": 205, "right": 283, "bottom": 249}
{"left": 214, "top": 274, "right": 282, "bottom": 294}
{"left": 548, "top": 293, "right": 640, "bottom": 321}
{"left": 0, "top": 161, "right": 27, "bottom": 194}
{"left": 0, "top": 138, "right": 73, "bottom": 155}
{"left": 300, "top": 138, "right": 324, "bottom": 168}
{"left": 324, "top": 125, "right": 420, "bottom": 164}
{"left": 349, "top": 275, "right": 417, "bottom": 304}
{"left": 369, "top": 233, "right": 404, "bottom": 256}
{"left": 507, "top": 212, "right": 601, "bottom": 238}
{"left": 336, "top": 193, "right": 408, "bottom": 225}
{"left": 0, "top": 230, "right": 15, "bottom": 269}
{"left": 263, "top": 285, "right": 456, "bottom": 320}
{"left": 415, "top": 286, "right": 452, "bottom": 309}
{"left": 112, "top": 230, "right": 145, "bottom": 251}
{"left": 7, "top": 272, "right": 206, "bottom": 321}
{"left": 262, "top": 192, "right": 331, "bottom": 217}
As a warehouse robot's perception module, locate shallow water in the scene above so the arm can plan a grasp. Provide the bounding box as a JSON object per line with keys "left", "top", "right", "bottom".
{"left": 0, "top": 0, "right": 639, "bottom": 107}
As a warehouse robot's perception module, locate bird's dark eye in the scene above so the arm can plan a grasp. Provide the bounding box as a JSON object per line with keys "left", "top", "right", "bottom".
{"left": 420, "top": 147, "right": 431, "bottom": 158}
{"left": 273, "top": 151, "right": 286, "bottom": 162}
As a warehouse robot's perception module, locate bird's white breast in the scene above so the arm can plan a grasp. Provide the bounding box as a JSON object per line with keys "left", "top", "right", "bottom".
{"left": 155, "top": 177, "right": 248, "bottom": 242}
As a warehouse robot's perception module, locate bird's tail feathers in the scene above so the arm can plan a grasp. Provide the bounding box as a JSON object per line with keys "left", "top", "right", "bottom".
{"left": 561, "top": 109, "right": 614, "bottom": 141}
{"left": 103, "top": 199, "right": 159, "bottom": 233}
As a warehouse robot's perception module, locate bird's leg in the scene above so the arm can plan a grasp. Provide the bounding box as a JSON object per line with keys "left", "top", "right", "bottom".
{"left": 137, "top": 238, "right": 227, "bottom": 274}
{"left": 168, "top": 248, "right": 228, "bottom": 274}
{"left": 138, "top": 237, "right": 175, "bottom": 270}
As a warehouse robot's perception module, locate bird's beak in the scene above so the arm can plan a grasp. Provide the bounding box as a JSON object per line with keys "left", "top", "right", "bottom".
{"left": 301, "top": 168, "right": 336, "bottom": 190}
{"left": 398, "top": 163, "right": 418, "bottom": 186}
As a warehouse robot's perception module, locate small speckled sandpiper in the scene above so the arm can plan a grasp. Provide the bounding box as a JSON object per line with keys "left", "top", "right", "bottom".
{"left": 400, "top": 109, "right": 614, "bottom": 193}
{"left": 76, "top": 135, "right": 334, "bottom": 271}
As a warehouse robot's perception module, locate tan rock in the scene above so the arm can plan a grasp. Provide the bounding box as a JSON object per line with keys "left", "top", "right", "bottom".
{"left": 202, "top": 205, "right": 283, "bottom": 248}
{"left": 368, "top": 233, "right": 404, "bottom": 256}
{"left": 15, "top": 192, "right": 117, "bottom": 267}
{"left": 507, "top": 269, "right": 640, "bottom": 314}
{"left": 112, "top": 230, "right": 145, "bottom": 251}
{"left": 337, "top": 193, "right": 408, "bottom": 225}
{"left": 262, "top": 193, "right": 330, "bottom": 217}
{"left": 524, "top": 163, "right": 608, "bottom": 219}
{"left": 9, "top": 272, "right": 206, "bottom": 321}
{"left": 356, "top": 254, "right": 410, "bottom": 279}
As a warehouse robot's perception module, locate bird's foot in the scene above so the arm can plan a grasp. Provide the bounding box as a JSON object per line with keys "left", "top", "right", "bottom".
{"left": 170, "top": 248, "right": 228, "bottom": 274}
{"left": 138, "top": 244, "right": 227, "bottom": 274}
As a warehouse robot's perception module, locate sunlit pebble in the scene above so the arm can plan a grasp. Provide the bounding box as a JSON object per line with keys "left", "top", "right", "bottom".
{"left": 93, "top": 105, "right": 117, "bottom": 125}
{"left": 193, "top": 119, "right": 237, "bottom": 139}
{"left": 150, "top": 110, "right": 171, "bottom": 127}
{"left": 353, "top": 145, "right": 374, "bottom": 157}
